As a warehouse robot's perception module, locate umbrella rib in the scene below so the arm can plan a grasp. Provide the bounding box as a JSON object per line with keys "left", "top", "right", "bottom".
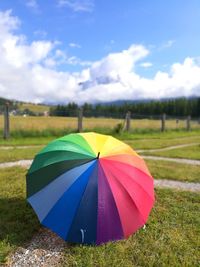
{"left": 98, "top": 162, "right": 124, "bottom": 239}
{"left": 28, "top": 153, "right": 95, "bottom": 175}
{"left": 101, "top": 142, "right": 138, "bottom": 157}
{"left": 101, "top": 157, "right": 154, "bottom": 202}
{"left": 59, "top": 140, "right": 95, "bottom": 156}
{"left": 100, "top": 161, "right": 149, "bottom": 225}
{"left": 65, "top": 161, "right": 98, "bottom": 242}
{"left": 101, "top": 154, "right": 151, "bottom": 176}
{"left": 40, "top": 160, "right": 97, "bottom": 229}
{"left": 26, "top": 158, "right": 96, "bottom": 199}
{"left": 110, "top": 163, "right": 154, "bottom": 212}
{"left": 58, "top": 133, "right": 97, "bottom": 156}
{"left": 38, "top": 146, "right": 95, "bottom": 158}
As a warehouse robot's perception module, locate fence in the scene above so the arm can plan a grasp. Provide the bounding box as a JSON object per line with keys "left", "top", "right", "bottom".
{"left": 0, "top": 104, "right": 200, "bottom": 139}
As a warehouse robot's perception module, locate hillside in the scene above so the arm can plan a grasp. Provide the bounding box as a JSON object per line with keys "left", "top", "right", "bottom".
{"left": 0, "top": 97, "right": 50, "bottom": 115}
{"left": 18, "top": 103, "right": 50, "bottom": 113}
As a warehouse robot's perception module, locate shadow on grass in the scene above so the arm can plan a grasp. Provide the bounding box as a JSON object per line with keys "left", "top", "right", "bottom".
{"left": 0, "top": 197, "right": 40, "bottom": 247}
{"left": 0, "top": 197, "right": 68, "bottom": 264}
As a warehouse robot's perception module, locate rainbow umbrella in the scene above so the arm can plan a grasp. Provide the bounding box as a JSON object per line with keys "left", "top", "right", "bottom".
{"left": 26, "top": 132, "right": 154, "bottom": 245}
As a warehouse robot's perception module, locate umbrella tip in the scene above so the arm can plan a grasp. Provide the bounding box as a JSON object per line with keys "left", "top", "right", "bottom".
{"left": 97, "top": 152, "right": 100, "bottom": 159}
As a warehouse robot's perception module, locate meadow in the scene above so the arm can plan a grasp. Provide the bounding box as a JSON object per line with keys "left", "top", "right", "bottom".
{"left": 0, "top": 167, "right": 199, "bottom": 266}
{"left": 0, "top": 115, "right": 200, "bottom": 136}
{"left": 0, "top": 117, "right": 200, "bottom": 266}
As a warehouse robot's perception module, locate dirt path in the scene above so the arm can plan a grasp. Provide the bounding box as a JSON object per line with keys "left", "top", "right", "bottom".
{"left": 154, "top": 179, "right": 200, "bottom": 192}
{"left": 136, "top": 142, "right": 199, "bottom": 153}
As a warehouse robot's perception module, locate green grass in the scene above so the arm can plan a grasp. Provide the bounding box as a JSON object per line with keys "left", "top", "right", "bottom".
{"left": 0, "top": 167, "right": 199, "bottom": 266}
{"left": 63, "top": 189, "right": 200, "bottom": 267}
{"left": 0, "top": 167, "right": 40, "bottom": 263}
{"left": 117, "top": 129, "right": 200, "bottom": 140}
{"left": 143, "top": 144, "right": 200, "bottom": 160}
{"left": 0, "top": 129, "right": 200, "bottom": 147}
{"left": 0, "top": 147, "right": 43, "bottom": 163}
{"left": 146, "top": 159, "right": 200, "bottom": 183}
{"left": 124, "top": 136, "right": 200, "bottom": 150}
{"left": 0, "top": 136, "right": 54, "bottom": 146}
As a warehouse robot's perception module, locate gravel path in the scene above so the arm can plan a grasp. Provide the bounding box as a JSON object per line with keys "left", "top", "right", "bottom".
{"left": 0, "top": 159, "right": 33, "bottom": 169}
{"left": 6, "top": 228, "right": 66, "bottom": 267}
{"left": 136, "top": 142, "right": 199, "bottom": 153}
{"left": 154, "top": 179, "right": 200, "bottom": 192}
{"left": 142, "top": 155, "right": 200, "bottom": 165}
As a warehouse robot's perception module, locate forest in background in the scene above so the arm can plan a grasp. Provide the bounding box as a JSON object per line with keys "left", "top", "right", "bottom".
{"left": 49, "top": 97, "right": 200, "bottom": 118}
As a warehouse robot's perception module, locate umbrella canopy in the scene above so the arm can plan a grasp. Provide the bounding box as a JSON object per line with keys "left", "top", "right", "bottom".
{"left": 26, "top": 132, "right": 154, "bottom": 245}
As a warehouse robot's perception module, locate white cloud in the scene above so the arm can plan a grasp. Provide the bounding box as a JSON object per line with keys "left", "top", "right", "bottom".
{"left": 69, "top": 42, "right": 81, "bottom": 48}
{"left": 25, "top": 0, "right": 39, "bottom": 10}
{"left": 90, "top": 45, "right": 149, "bottom": 78}
{"left": 44, "top": 49, "right": 92, "bottom": 68}
{"left": 0, "top": 9, "right": 20, "bottom": 33}
{"left": 0, "top": 10, "right": 200, "bottom": 104}
{"left": 34, "top": 30, "right": 47, "bottom": 38}
{"left": 140, "top": 62, "right": 153, "bottom": 68}
{"left": 159, "top": 39, "right": 176, "bottom": 50}
{"left": 58, "top": 0, "right": 94, "bottom": 12}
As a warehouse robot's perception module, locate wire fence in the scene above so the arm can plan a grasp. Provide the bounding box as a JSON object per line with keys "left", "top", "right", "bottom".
{"left": 0, "top": 104, "right": 200, "bottom": 139}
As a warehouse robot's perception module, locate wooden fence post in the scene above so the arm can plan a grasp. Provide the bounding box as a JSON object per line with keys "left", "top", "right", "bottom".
{"left": 78, "top": 108, "right": 83, "bottom": 132}
{"left": 124, "top": 111, "right": 131, "bottom": 131}
{"left": 161, "top": 113, "right": 166, "bottom": 132}
{"left": 186, "top": 115, "right": 191, "bottom": 131}
{"left": 4, "top": 103, "right": 10, "bottom": 139}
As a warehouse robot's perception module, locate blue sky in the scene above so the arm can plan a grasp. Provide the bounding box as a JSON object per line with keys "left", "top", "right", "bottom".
{"left": 0, "top": 0, "right": 200, "bottom": 103}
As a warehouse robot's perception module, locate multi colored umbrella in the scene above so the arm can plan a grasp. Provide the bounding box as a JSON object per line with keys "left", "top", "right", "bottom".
{"left": 26, "top": 132, "right": 154, "bottom": 245}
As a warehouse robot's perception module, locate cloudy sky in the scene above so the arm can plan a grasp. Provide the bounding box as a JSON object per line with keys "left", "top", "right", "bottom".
{"left": 0, "top": 0, "right": 200, "bottom": 104}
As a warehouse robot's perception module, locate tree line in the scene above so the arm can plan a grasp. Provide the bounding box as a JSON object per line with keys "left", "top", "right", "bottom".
{"left": 49, "top": 97, "right": 200, "bottom": 118}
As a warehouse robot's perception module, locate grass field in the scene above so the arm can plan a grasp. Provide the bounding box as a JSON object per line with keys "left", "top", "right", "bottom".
{"left": 143, "top": 144, "right": 200, "bottom": 160}
{"left": 0, "top": 116, "right": 200, "bottom": 134}
{"left": 146, "top": 160, "right": 200, "bottom": 183}
{"left": 0, "top": 166, "right": 199, "bottom": 266}
{"left": 0, "top": 128, "right": 200, "bottom": 146}
{"left": 0, "top": 146, "right": 43, "bottom": 163}
{"left": 125, "top": 135, "right": 200, "bottom": 150}
{"left": 0, "top": 130, "right": 199, "bottom": 266}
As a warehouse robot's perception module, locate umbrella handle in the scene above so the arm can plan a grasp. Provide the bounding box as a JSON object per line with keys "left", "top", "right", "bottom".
{"left": 80, "top": 229, "right": 86, "bottom": 243}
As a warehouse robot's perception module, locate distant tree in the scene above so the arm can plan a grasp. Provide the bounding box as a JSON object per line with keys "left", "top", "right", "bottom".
{"left": 49, "top": 97, "right": 200, "bottom": 118}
